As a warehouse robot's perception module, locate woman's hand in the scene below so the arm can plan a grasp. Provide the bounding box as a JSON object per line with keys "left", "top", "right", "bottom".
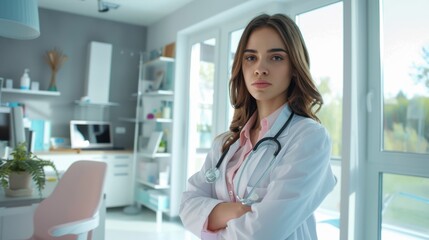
{"left": 207, "top": 202, "right": 252, "bottom": 231}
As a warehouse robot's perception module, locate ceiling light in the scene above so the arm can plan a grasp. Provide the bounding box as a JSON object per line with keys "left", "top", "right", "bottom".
{"left": 98, "top": 0, "right": 120, "bottom": 13}
{"left": 0, "top": 0, "right": 40, "bottom": 40}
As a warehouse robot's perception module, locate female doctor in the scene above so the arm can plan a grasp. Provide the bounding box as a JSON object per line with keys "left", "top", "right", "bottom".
{"left": 180, "top": 13, "right": 336, "bottom": 240}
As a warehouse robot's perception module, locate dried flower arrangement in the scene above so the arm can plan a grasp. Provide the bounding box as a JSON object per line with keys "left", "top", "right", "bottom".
{"left": 45, "top": 48, "right": 68, "bottom": 91}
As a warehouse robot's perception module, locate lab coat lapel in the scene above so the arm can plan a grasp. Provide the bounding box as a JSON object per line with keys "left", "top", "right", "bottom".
{"left": 214, "top": 141, "right": 240, "bottom": 201}
{"left": 234, "top": 105, "right": 293, "bottom": 199}
{"left": 265, "top": 105, "right": 292, "bottom": 138}
{"left": 234, "top": 145, "right": 274, "bottom": 199}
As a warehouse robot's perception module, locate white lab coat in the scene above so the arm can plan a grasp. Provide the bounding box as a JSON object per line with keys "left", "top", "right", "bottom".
{"left": 180, "top": 106, "right": 336, "bottom": 240}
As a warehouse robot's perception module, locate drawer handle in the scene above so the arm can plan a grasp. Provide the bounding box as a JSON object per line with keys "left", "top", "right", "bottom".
{"left": 114, "top": 155, "right": 130, "bottom": 159}
{"left": 114, "top": 164, "right": 129, "bottom": 168}
{"left": 114, "top": 173, "right": 129, "bottom": 176}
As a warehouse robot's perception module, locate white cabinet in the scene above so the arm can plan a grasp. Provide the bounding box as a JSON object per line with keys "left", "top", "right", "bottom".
{"left": 132, "top": 55, "right": 176, "bottom": 221}
{"left": 103, "top": 154, "right": 133, "bottom": 207}
{"left": 0, "top": 205, "right": 36, "bottom": 240}
{"left": 37, "top": 151, "right": 133, "bottom": 208}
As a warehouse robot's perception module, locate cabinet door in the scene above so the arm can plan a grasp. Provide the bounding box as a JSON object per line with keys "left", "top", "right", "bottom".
{"left": 104, "top": 154, "right": 133, "bottom": 207}
{"left": 0, "top": 205, "right": 36, "bottom": 239}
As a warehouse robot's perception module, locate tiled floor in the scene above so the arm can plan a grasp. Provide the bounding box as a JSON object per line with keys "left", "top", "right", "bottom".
{"left": 105, "top": 207, "right": 338, "bottom": 240}
{"left": 105, "top": 207, "right": 199, "bottom": 240}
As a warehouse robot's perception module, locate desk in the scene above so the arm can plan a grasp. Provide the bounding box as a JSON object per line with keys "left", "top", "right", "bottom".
{"left": 0, "top": 181, "right": 105, "bottom": 240}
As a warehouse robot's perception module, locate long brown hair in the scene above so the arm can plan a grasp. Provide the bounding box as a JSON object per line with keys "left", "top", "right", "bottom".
{"left": 222, "top": 13, "right": 323, "bottom": 152}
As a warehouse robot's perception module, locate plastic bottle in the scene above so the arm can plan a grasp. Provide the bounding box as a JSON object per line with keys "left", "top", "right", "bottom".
{"left": 20, "top": 68, "right": 31, "bottom": 90}
{"left": 162, "top": 101, "right": 171, "bottom": 119}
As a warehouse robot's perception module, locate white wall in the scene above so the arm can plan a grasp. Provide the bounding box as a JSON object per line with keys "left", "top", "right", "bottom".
{"left": 146, "top": 0, "right": 291, "bottom": 51}
{"left": 146, "top": 0, "right": 247, "bottom": 50}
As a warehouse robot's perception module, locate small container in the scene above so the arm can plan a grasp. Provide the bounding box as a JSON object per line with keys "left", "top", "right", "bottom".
{"left": 31, "top": 81, "right": 39, "bottom": 91}
{"left": 20, "top": 68, "right": 31, "bottom": 90}
{"left": 162, "top": 101, "right": 171, "bottom": 119}
{"left": 6, "top": 79, "right": 13, "bottom": 89}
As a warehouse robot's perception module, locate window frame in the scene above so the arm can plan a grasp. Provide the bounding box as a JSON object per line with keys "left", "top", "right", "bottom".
{"left": 366, "top": 0, "right": 429, "bottom": 239}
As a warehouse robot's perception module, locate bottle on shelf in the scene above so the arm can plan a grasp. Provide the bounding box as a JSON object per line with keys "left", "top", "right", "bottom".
{"left": 161, "top": 100, "right": 172, "bottom": 119}
{"left": 20, "top": 68, "right": 31, "bottom": 90}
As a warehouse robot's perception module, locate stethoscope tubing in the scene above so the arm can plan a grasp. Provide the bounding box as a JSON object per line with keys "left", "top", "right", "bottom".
{"left": 205, "top": 111, "right": 295, "bottom": 205}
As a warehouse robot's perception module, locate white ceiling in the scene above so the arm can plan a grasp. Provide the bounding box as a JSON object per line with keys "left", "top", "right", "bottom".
{"left": 38, "top": 0, "right": 196, "bottom": 26}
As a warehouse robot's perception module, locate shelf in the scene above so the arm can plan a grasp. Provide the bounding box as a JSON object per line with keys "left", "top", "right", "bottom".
{"left": 137, "top": 200, "right": 170, "bottom": 213}
{"left": 143, "top": 56, "right": 175, "bottom": 66}
{"left": 74, "top": 100, "right": 119, "bottom": 107}
{"left": 119, "top": 117, "right": 172, "bottom": 124}
{"left": 137, "top": 179, "right": 170, "bottom": 189}
{"left": 1, "top": 88, "right": 61, "bottom": 96}
{"left": 145, "top": 118, "right": 172, "bottom": 123}
{"left": 138, "top": 152, "right": 171, "bottom": 158}
{"left": 142, "top": 90, "right": 174, "bottom": 96}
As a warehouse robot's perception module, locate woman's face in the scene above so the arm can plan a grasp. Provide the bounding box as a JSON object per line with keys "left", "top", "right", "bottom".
{"left": 242, "top": 26, "right": 293, "bottom": 108}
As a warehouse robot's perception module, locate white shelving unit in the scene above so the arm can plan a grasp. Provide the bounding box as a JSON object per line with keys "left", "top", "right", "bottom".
{"left": 130, "top": 54, "right": 176, "bottom": 227}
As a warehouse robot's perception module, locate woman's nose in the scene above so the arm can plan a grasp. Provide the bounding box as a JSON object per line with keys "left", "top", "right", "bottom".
{"left": 254, "top": 62, "right": 269, "bottom": 76}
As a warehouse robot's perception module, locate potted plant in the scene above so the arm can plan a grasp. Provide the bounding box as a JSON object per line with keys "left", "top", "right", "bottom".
{"left": 0, "top": 142, "right": 59, "bottom": 197}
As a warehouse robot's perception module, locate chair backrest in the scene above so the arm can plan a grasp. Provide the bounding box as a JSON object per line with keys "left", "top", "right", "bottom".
{"left": 32, "top": 160, "right": 107, "bottom": 240}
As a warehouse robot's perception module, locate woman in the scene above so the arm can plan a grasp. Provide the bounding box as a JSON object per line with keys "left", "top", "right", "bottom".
{"left": 180, "top": 13, "right": 336, "bottom": 240}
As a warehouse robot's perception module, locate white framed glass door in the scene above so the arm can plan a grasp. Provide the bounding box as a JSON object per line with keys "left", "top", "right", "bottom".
{"left": 184, "top": 18, "right": 249, "bottom": 180}
{"left": 367, "top": 0, "right": 429, "bottom": 239}
{"left": 295, "top": 2, "right": 343, "bottom": 240}
{"left": 186, "top": 30, "right": 220, "bottom": 179}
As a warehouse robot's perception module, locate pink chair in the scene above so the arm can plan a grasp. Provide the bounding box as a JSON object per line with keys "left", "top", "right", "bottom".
{"left": 28, "top": 160, "right": 107, "bottom": 240}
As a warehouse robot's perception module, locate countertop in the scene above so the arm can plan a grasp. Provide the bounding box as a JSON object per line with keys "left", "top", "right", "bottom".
{"left": 35, "top": 148, "right": 133, "bottom": 155}
{"left": 0, "top": 180, "right": 56, "bottom": 208}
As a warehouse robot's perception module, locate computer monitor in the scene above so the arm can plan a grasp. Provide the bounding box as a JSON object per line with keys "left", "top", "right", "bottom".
{"left": 70, "top": 120, "right": 113, "bottom": 149}
{"left": 0, "top": 107, "right": 11, "bottom": 143}
{"left": 0, "top": 106, "right": 26, "bottom": 149}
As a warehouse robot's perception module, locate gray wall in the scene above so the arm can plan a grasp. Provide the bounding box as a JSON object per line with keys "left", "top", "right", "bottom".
{"left": 0, "top": 8, "right": 146, "bottom": 149}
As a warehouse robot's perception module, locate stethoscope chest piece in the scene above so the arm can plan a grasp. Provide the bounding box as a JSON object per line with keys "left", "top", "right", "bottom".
{"left": 205, "top": 168, "right": 220, "bottom": 183}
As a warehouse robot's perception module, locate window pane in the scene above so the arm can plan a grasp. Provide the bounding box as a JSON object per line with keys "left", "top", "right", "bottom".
{"left": 297, "top": 2, "right": 343, "bottom": 158}
{"left": 297, "top": 3, "right": 343, "bottom": 240}
{"left": 188, "top": 38, "right": 216, "bottom": 178}
{"left": 382, "top": 0, "right": 429, "bottom": 153}
{"left": 227, "top": 28, "right": 244, "bottom": 125}
{"left": 192, "top": 39, "right": 215, "bottom": 150}
{"left": 381, "top": 173, "right": 429, "bottom": 239}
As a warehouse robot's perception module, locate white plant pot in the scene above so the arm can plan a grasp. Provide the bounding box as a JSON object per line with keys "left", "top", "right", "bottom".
{"left": 9, "top": 171, "right": 32, "bottom": 190}
{"left": 5, "top": 171, "right": 33, "bottom": 197}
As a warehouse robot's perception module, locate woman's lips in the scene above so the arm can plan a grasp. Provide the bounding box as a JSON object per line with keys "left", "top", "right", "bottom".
{"left": 252, "top": 80, "right": 271, "bottom": 88}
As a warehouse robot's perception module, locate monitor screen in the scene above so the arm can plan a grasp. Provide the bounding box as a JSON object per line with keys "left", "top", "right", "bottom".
{"left": 70, "top": 120, "right": 113, "bottom": 149}
{"left": 0, "top": 107, "right": 10, "bottom": 142}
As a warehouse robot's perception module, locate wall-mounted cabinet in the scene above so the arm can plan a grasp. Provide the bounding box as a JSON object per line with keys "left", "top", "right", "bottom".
{"left": 130, "top": 55, "right": 176, "bottom": 224}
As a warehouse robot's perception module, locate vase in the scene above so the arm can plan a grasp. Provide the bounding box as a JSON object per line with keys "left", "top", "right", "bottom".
{"left": 48, "top": 70, "right": 58, "bottom": 91}
{"left": 9, "top": 171, "right": 31, "bottom": 190}
{"left": 6, "top": 171, "right": 33, "bottom": 197}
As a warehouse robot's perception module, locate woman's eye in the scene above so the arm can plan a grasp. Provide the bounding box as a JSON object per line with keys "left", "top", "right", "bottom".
{"left": 272, "top": 55, "right": 284, "bottom": 61}
{"left": 244, "top": 55, "right": 256, "bottom": 62}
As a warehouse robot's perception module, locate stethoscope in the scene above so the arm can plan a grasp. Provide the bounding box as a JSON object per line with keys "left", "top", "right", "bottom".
{"left": 205, "top": 111, "right": 295, "bottom": 205}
